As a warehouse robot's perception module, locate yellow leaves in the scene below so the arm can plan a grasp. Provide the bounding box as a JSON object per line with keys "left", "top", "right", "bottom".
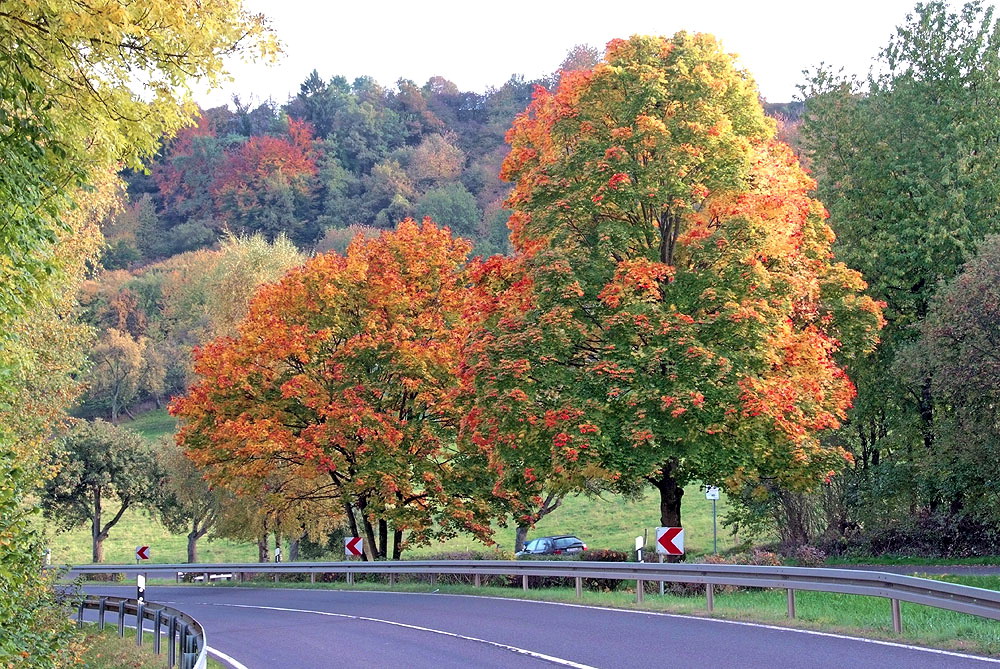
{"left": 635, "top": 114, "right": 670, "bottom": 141}
{"left": 3, "top": 0, "right": 278, "bottom": 175}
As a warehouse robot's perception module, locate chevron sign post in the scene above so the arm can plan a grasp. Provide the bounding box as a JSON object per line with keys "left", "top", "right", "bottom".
{"left": 655, "top": 527, "right": 684, "bottom": 556}
{"left": 345, "top": 536, "right": 363, "bottom": 557}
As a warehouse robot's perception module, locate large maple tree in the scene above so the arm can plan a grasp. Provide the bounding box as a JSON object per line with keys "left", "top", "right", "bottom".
{"left": 472, "top": 34, "right": 883, "bottom": 534}
{"left": 171, "top": 219, "right": 492, "bottom": 559}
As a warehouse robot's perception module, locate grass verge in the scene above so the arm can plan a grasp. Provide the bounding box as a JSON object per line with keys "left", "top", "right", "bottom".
{"left": 826, "top": 555, "right": 1000, "bottom": 567}
{"left": 75, "top": 623, "right": 224, "bottom": 669}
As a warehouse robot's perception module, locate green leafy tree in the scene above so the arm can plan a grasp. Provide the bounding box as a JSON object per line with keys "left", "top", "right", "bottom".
{"left": 801, "top": 0, "right": 1000, "bottom": 525}
{"left": 913, "top": 235, "right": 1000, "bottom": 526}
{"left": 42, "top": 420, "right": 161, "bottom": 563}
{"left": 470, "top": 34, "right": 881, "bottom": 545}
{"left": 0, "top": 1, "right": 274, "bottom": 663}
{"left": 0, "top": 176, "right": 107, "bottom": 666}
{"left": 416, "top": 183, "right": 482, "bottom": 240}
{"left": 157, "top": 438, "right": 227, "bottom": 563}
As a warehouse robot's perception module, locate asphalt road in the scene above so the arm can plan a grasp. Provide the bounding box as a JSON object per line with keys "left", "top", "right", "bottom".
{"left": 82, "top": 585, "right": 1000, "bottom": 668}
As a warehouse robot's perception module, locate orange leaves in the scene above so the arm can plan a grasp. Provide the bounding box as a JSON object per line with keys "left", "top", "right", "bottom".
{"left": 597, "top": 259, "right": 674, "bottom": 308}
{"left": 738, "top": 325, "right": 858, "bottom": 445}
{"left": 172, "top": 218, "right": 492, "bottom": 551}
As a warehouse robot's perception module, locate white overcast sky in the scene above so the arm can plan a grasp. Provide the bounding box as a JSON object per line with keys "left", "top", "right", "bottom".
{"left": 195, "top": 0, "right": 957, "bottom": 109}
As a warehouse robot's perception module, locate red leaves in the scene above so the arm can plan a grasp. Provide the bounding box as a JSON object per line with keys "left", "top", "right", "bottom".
{"left": 173, "top": 218, "right": 493, "bottom": 548}
{"left": 598, "top": 259, "right": 674, "bottom": 308}
{"left": 482, "top": 34, "right": 884, "bottom": 500}
{"left": 607, "top": 172, "right": 631, "bottom": 190}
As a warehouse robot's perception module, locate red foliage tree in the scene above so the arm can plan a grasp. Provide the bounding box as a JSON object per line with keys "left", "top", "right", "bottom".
{"left": 171, "top": 219, "right": 493, "bottom": 559}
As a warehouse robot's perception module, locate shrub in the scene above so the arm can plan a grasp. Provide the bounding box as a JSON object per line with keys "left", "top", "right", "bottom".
{"left": 789, "top": 545, "right": 827, "bottom": 567}
{"left": 578, "top": 548, "right": 629, "bottom": 592}
{"left": 405, "top": 550, "right": 514, "bottom": 587}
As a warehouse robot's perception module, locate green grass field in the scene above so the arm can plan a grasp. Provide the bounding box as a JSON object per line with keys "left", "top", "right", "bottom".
{"left": 124, "top": 409, "right": 177, "bottom": 441}
{"left": 42, "top": 486, "right": 738, "bottom": 565}
{"left": 44, "top": 409, "right": 742, "bottom": 564}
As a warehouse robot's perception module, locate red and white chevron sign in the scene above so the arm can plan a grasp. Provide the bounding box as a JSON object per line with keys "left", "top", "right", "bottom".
{"left": 345, "top": 536, "right": 363, "bottom": 557}
{"left": 135, "top": 545, "right": 150, "bottom": 560}
{"left": 655, "top": 527, "right": 684, "bottom": 555}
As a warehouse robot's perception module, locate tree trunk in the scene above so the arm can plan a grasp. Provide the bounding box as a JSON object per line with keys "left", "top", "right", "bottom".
{"left": 360, "top": 513, "right": 379, "bottom": 561}
{"left": 257, "top": 535, "right": 269, "bottom": 563}
{"left": 187, "top": 532, "right": 199, "bottom": 564}
{"left": 392, "top": 529, "right": 403, "bottom": 560}
{"left": 378, "top": 519, "right": 388, "bottom": 560}
{"left": 289, "top": 538, "right": 300, "bottom": 562}
{"left": 92, "top": 487, "right": 103, "bottom": 563}
{"left": 514, "top": 525, "right": 530, "bottom": 553}
{"left": 650, "top": 460, "right": 685, "bottom": 562}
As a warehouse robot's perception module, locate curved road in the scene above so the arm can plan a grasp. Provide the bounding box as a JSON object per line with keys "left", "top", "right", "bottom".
{"left": 84, "top": 585, "right": 998, "bottom": 668}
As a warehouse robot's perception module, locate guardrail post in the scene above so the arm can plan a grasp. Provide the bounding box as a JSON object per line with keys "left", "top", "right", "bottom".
{"left": 347, "top": 571, "right": 354, "bottom": 586}
{"left": 76, "top": 601, "right": 85, "bottom": 628}
{"left": 179, "top": 623, "right": 188, "bottom": 669}
{"left": 389, "top": 573, "right": 395, "bottom": 587}
{"left": 786, "top": 589, "right": 796, "bottom": 618}
{"left": 181, "top": 625, "right": 196, "bottom": 669}
{"left": 474, "top": 573, "right": 481, "bottom": 588}
{"left": 310, "top": 572, "right": 316, "bottom": 585}
{"left": 575, "top": 576, "right": 582, "bottom": 598}
{"left": 273, "top": 572, "right": 278, "bottom": 583}
{"left": 153, "top": 610, "right": 162, "bottom": 656}
{"left": 706, "top": 583, "right": 715, "bottom": 612}
{"left": 136, "top": 602, "right": 145, "bottom": 647}
{"left": 636, "top": 580, "right": 644, "bottom": 604}
{"left": 98, "top": 597, "right": 107, "bottom": 630}
{"left": 118, "top": 600, "right": 126, "bottom": 638}
{"left": 522, "top": 574, "right": 529, "bottom": 591}
{"left": 167, "top": 615, "right": 177, "bottom": 667}
{"left": 203, "top": 572, "right": 209, "bottom": 585}
{"left": 891, "top": 598, "right": 902, "bottom": 634}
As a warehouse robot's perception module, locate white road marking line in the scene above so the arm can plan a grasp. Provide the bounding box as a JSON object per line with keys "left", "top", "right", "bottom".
{"left": 207, "top": 645, "right": 251, "bottom": 669}
{"left": 407, "top": 592, "right": 1000, "bottom": 665}
{"left": 145, "top": 589, "right": 1000, "bottom": 665}
{"left": 201, "top": 602, "right": 596, "bottom": 668}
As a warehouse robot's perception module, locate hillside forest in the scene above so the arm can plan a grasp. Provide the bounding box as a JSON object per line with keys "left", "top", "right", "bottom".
{"left": 6, "top": 1, "right": 1000, "bottom": 665}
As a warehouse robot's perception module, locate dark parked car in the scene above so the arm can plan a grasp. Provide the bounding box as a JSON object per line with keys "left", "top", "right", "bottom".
{"left": 516, "top": 535, "right": 587, "bottom": 556}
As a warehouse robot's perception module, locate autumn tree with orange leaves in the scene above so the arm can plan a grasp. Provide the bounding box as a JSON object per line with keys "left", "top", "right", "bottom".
{"left": 171, "top": 219, "right": 493, "bottom": 560}
{"left": 469, "top": 34, "right": 884, "bottom": 540}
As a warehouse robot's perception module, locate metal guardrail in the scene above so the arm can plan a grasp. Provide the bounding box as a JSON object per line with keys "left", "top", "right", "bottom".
{"left": 75, "top": 594, "right": 207, "bottom": 669}
{"left": 67, "top": 560, "right": 1000, "bottom": 634}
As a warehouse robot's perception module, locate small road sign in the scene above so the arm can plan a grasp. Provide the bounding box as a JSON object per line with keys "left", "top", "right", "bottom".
{"left": 705, "top": 486, "right": 720, "bottom": 500}
{"left": 655, "top": 527, "right": 684, "bottom": 555}
{"left": 345, "top": 537, "right": 363, "bottom": 557}
{"left": 135, "top": 545, "right": 150, "bottom": 561}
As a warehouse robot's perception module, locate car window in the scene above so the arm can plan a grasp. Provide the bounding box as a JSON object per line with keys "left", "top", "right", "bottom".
{"left": 525, "top": 539, "right": 543, "bottom": 551}
{"left": 554, "top": 537, "right": 580, "bottom": 549}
